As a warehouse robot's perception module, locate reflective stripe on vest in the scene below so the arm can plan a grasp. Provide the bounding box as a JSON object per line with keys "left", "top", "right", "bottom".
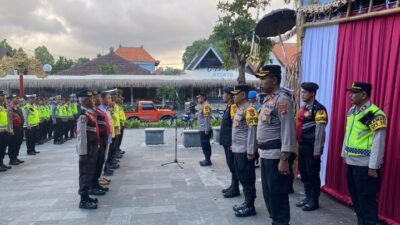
{"left": 24, "top": 104, "right": 38, "bottom": 126}
{"left": 344, "top": 104, "right": 385, "bottom": 157}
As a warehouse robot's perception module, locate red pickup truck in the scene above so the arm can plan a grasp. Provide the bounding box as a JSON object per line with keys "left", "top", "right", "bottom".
{"left": 125, "top": 101, "right": 175, "bottom": 122}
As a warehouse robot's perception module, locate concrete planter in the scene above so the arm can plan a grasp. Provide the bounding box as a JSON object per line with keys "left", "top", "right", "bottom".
{"left": 182, "top": 130, "right": 201, "bottom": 148}
{"left": 212, "top": 127, "right": 220, "bottom": 144}
{"left": 145, "top": 128, "right": 165, "bottom": 145}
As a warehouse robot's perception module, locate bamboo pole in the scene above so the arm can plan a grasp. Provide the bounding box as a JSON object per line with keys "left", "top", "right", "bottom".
{"left": 304, "top": 7, "right": 400, "bottom": 27}
{"left": 346, "top": 0, "right": 352, "bottom": 17}
{"left": 368, "top": 0, "right": 374, "bottom": 13}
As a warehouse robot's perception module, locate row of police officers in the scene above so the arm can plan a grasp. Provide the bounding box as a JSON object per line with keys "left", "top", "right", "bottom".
{"left": 75, "top": 89, "right": 126, "bottom": 209}
{"left": 196, "top": 65, "right": 386, "bottom": 225}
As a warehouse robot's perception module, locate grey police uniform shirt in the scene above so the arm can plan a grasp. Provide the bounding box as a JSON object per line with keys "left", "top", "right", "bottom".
{"left": 257, "top": 88, "right": 296, "bottom": 159}
{"left": 341, "top": 101, "right": 386, "bottom": 169}
{"left": 76, "top": 107, "right": 92, "bottom": 156}
{"left": 231, "top": 101, "right": 257, "bottom": 155}
{"left": 196, "top": 102, "right": 212, "bottom": 132}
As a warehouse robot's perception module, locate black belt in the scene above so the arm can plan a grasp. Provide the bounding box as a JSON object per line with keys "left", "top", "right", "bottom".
{"left": 258, "top": 139, "right": 281, "bottom": 150}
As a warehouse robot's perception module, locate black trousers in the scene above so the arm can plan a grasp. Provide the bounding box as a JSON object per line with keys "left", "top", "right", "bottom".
{"left": 79, "top": 143, "right": 98, "bottom": 197}
{"left": 68, "top": 119, "right": 74, "bottom": 138}
{"left": 199, "top": 131, "right": 212, "bottom": 161}
{"left": 347, "top": 165, "right": 380, "bottom": 225}
{"left": 0, "top": 132, "right": 8, "bottom": 163}
{"left": 223, "top": 145, "right": 239, "bottom": 189}
{"left": 54, "top": 119, "right": 62, "bottom": 142}
{"left": 261, "top": 158, "right": 292, "bottom": 225}
{"left": 117, "top": 126, "right": 124, "bottom": 151}
{"left": 63, "top": 120, "right": 69, "bottom": 140}
{"left": 105, "top": 136, "right": 118, "bottom": 170}
{"left": 48, "top": 120, "right": 53, "bottom": 139}
{"left": 233, "top": 152, "right": 256, "bottom": 206}
{"left": 25, "top": 126, "right": 38, "bottom": 153}
{"left": 8, "top": 127, "right": 24, "bottom": 160}
{"left": 298, "top": 144, "right": 321, "bottom": 202}
{"left": 93, "top": 142, "right": 107, "bottom": 186}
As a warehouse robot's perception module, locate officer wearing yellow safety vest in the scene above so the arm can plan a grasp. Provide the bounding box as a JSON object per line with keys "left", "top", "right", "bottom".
{"left": 0, "top": 90, "right": 14, "bottom": 171}
{"left": 105, "top": 91, "right": 121, "bottom": 171}
{"left": 342, "top": 82, "right": 387, "bottom": 225}
{"left": 23, "top": 94, "right": 40, "bottom": 155}
{"left": 53, "top": 95, "right": 63, "bottom": 145}
{"left": 66, "top": 97, "right": 74, "bottom": 140}
{"left": 115, "top": 90, "right": 126, "bottom": 157}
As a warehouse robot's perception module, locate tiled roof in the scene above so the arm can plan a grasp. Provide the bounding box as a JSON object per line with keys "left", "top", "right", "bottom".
{"left": 271, "top": 43, "right": 299, "bottom": 68}
{"left": 55, "top": 52, "right": 150, "bottom": 75}
{"left": 185, "top": 46, "right": 223, "bottom": 71}
{"left": 115, "top": 47, "right": 160, "bottom": 66}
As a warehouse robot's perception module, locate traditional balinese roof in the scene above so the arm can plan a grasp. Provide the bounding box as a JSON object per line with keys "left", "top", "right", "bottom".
{"left": 55, "top": 52, "right": 150, "bottom": 75}
{"left": 271, "top": 43, "right": 299, "bottom": 68}
{"left": 185, "top": 46, "right": 224, "bottom": 71}
{"left": 115, "top": 46, "right": 160, "bottom": 66}
{"left": 0, "top": 69, "right": 259, "bottom": 89}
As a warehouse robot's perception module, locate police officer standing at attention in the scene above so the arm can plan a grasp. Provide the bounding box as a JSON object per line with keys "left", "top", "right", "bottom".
{"left": 76, "top": 90, "right": 99, "bottom": 209}
{"left": 255, "top": 65, "right": 296, "bottom": 225}
{"left": 342, "top": 82, "right": 386, "bottom": 225}
{"left": 0, "top": 90, "right": 13, "bottom": 171}
{"left": 219, "top": 87, "right": 240, "bottom": 198}
{"left": 8, "top": 95, "right": 25, "bottom": 165}
{"left": 295, "top": 82, "right": 327, "bottom": 211}
{"left": 24, "top": 94, "right": 40, "bottom": 155}
{"left": 230, "top": 85, "right": 258, "bottom": 217}
{"left": 196, "top": 93, "right": 213, "bottom": 166}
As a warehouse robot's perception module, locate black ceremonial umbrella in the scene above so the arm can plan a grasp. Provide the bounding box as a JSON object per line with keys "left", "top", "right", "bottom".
{"left": 255, "top": 8, "right": 296, "bottom": 38}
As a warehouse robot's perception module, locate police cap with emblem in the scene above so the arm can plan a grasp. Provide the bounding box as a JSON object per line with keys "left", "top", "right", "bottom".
{"left": 301, "top": 82, "right": 319, "bottom": 93}
{"left": 230, "top": 84, "right": 250, "bottom": 95}
{"left": 255, "top": 65, "right": 281, "bottom": 80}
{"left": 223, "top": 87, "right": 234, "bottom": 94}
{"left": 347, "top": 82, "right": 372, "bottom": 96}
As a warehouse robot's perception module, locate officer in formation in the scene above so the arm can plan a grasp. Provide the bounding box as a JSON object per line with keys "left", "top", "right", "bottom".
{"left": 196, "top": 93, "right": 213, "bottom": 166}
{"left": 342, "top": 82, "right": 386, "bottom": 225}
{"left": 75, "top": 88, "right": 126, "bottom": 209}
{"left": 219, "top": 87, "right": 240, "bottom": 198}
{"left": 230, "top": 85, "right": 258, "bottom": 217}
{"left": 295, "top": 82, "right": 328, "bottom": 211}
{"left": 0, "top": 90, "right": 13, "bottom": 171}
{"left": 23, "top": 94, "right": 41, "bottom": 155}
{"left": 8, "top": 95, "right": 25, "bottom": 166}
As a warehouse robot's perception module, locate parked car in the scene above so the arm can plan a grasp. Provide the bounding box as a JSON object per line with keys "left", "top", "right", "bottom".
{"left": 125, "top": 101, "right": 175, "bottom": 122}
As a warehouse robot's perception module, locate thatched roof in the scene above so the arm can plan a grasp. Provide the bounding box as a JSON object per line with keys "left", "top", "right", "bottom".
{"left": 0, "top": 69, "right": 259, "bottom": 89}
{"left": 56, "top": 52, "right": 150, "bottom": 75}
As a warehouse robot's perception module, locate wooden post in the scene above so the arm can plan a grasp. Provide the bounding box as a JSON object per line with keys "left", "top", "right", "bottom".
{"left": 19, "top": 73, "right": 24, "bottom": 98}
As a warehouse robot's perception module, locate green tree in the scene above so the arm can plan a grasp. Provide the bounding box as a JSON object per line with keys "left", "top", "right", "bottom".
{"left": 0, "top": 39, "right": 16, "bottom": 55}
{"left": 182, "top": 38, "right": 232, "bottom": 69}
{"left": 52, "top": 56, "right": 74, "bottom": 74}
{"left": 159, "top": 67, "right": 182, "bottom": 75}
{"left": 34, "top": 46, "right": 55, "bottom": 65}
{"left": 212, "top": 0, "right": 270, "bottom": 84}
{"left": 75, "top": 57, "right": 90, "bottom": 65}
{"left": 100, "top": 64, "right": 118, "bottom": 74}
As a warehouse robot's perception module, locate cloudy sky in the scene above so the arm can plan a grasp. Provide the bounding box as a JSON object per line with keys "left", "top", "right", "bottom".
{"left": 0, "top": 0, "right": 292, "bottom": 68}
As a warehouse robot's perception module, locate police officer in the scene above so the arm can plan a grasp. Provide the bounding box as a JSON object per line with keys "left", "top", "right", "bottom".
{"left": 106, "top": 92, "right": 120, "bottom": 170}
{"left": 8, "top": 95, "right": 25, "bottom": 165}
{"left": 196, "top": 93, "right": 213, "bottom": 166}
{"left": 76, "top": 90, "right": 99, "bottom": 209}
{"left": 255, "top": 65, "right": 296, "bottom": 225}
{"left": 230, "top": 85, "right": 258, "bottom": 217}
{"left": 90, "top": 90, "right": 110, "bottom": 195}
{"left": 116, "top": 90, "right": 126, "bottom": 157}
{"left": 24, "top": 94, "right": 40, "bottom": 155}
{"left": 342, "top": 82, "right": 386, "bottom": 225}
{"left": 295, "top": 82, "right": 327, "bottom": 211}
{"left": 0, "top": 90, "right": 13, "bottom": 171}
{"left": 100, "top": 91, "right": 114, "bottom": 178}
{"left": 53, "top": 95, "right": 63, "bottom": 145}
{"left": 219, "top": 87, "right": 240, "bottom": 198}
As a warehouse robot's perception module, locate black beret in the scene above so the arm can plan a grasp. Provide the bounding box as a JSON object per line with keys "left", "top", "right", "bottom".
{"left": 76, "top": 89, "right": 93, "bottom": 98}
{"left": 301, "top": 82, "right": 319, "bottom": 92}
{"left": 347, "top": 82, "right": 372, "bottom": 94}
{"left": 231, "top": 84, "right": 250, "bottom": 95}
{"left": 223, "top": 87, "right": 234, "bottom": 94}
{"left": 255, "top": 65, "right": 282, "bottom": 79}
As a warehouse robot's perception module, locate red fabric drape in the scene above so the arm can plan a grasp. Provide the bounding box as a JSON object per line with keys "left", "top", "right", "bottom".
{"left": 323, "top": 14, "right": 400, "bottom": 225}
